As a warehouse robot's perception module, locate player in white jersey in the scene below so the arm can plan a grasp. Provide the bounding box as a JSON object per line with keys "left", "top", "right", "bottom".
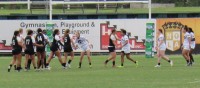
{"left": 188, "top": 28, "right": 195, "bottom": 63}
{"left": 75, "top": 32, "right": 92, "bottom": 68}
{"left": 117, "top": 29, "right": 138, "bottom": 68}
{"left": 155, "top": 29, "right": 173, "bottom": 67}
{"left": 182, "top": 26, "right": 192, "bottom": 66}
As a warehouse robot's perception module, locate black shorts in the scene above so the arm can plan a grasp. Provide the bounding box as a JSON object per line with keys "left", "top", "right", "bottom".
{"left": 25, "top": 49, "right": 35, "bottom": 55}
{"left": 64, "top": 46, "right": 73, "bottom": 53}
{"left": 50, "top": 47, "right": 59, "bottom": 52}
{"left": 36, "top": 47, "right": 45, "bottom": 53}
{"left": 12, "top": 48, "right": 22, "bottom": 55}
{"left": 108, "top": 47, "right": 115, "bottom": 52}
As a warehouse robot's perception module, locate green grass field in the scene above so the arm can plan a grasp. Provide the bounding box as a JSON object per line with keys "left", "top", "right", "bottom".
{"left": 0, "top": 55, "right": 200, "bottom": 88}
{"left": 1, "top": 7, "right": 200, "bottom": 15}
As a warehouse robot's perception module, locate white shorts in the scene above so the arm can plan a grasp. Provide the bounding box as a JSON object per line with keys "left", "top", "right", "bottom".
{"left": 81, "top": 45, "right": 90, "bottom": 52}
{"left": 183, "top": 45, "right": 190, "bottom": 50}
{"left": 121, "top": 47, "right": 130, "bottom": 54}
{"left": 159, "top": 45, "right": 166, "bottom": 51}
{"left": 190, "top": 43, "right": 195, "bottom": 49}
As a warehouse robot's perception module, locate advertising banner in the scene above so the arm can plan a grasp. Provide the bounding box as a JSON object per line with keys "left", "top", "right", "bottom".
{"left": 145, "top": 23, "right": 155, "bottom": 58}
{"left": 0, "top": 19, "right": 156, "bottom": 52}
{"left": 156, "top": 18, "right": 200, "bottom": 54}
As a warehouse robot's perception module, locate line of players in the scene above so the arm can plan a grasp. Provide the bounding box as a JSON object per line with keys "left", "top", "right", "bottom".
{"left": 8, "top": 28, "right": 138, "bottom": 72}
{"left": 155, "top": 25, "right": 195, "bottom": 67}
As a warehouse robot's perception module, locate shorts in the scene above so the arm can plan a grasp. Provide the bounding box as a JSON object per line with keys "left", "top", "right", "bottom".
{"left": 50, "top": 46, "right": 59, "bottom": 52}
{"left": 36, "top": 47, "right": 45, "bottom": 53}
{"left": 159, "top": 45, "right": 166, "bottom": 51}
{"left": 190, "top": 43, "right": 195, "bottom": 49}
{"left": 12, "top": 48, "right": 22, "bottom": 55}
{"left": 80, "top": 45, "right": 90, "bottom": 52}
{"left": 183, "top": 45, "right": 190, "bottom": 50}
{"left": 108, "top": 47, "right": 115, "bottom": 52}
{"left": 64, "top": 46, "right": 73, "bottom": 53}
{"left": 121, "top": 47, "right": 130, "bottom": 54}
{"left": 25, "top": 49, "right": 35, "bottom": 55}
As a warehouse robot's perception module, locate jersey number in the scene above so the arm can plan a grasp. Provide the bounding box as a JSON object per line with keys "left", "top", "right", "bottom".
{"left": 12, "top": 40, "right": 15, "bottom": 45}
{"left": 37, "top": 36, "right": 43, "bottom": 41}
{"left": 26, "top": 39, "right": 30, "bottom": 45}
{"left": 65, "top": 38, "right": 68, "bottom": 43}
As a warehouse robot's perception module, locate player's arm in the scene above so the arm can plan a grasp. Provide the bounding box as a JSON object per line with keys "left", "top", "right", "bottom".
{"left": 122, "top": 40, "right": 128, "bottom": 47}
{"left": 70, "top": 38, "right": 76, "bottom": 48}
{"left": 56, "top": 36, "right": 64, "bottom": 47}
{"left": 17, "top": 38, "right": 24, "bottom": 48}
{"left": 188, "top": 35, "right": 192, "bottom": 48}
{"left": 31, "top": 37, "right": 43, "bottom": 47}
{"left": 111, "top": 35, "right": 117, "bottom": 46}
{"left": 115, "top": 34, "right": 120, "bottom": 41}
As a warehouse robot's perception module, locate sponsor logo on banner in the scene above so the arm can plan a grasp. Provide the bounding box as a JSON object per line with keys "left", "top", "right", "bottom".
{"left": 0, "top": 40, "right": 12, "bottom": 50}
{"left": 100, "top": 21, "right": 145, "bottom": 50}
{"left": 162, "top": 22, "right": 184, "bottom": 51}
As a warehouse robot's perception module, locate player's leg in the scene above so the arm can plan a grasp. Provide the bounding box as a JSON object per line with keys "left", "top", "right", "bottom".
{"left": 189, "top": 49, "right": 194, "bottom": 63}
{"left": 36, "top": 52, "right": 41, "bottom": 69}
{"left": 86, "top": 50, "right": 92, "bottom": 68}
{"left": 24, "top": 54, "right": 29, "bottom": 71}
{"left": 8, "top": 55, "right": 17, "bottom": 72}
{"left": 79, "top": 52, "right": 85, "bottom": 68}
{"left": 27, "top": 56, "right": 32, "bottom": 70}
{"left": 182, "top": 49, "right": 190, "bottom": 66}
{"left": 111, "top": 52, "right": 116, "bottom": 67}
{"left": 160, "top": 50, "right": 173, "bottom": 66}
{"left": 43, "top": 52, "right": 47, "bottom": 68}
{"left": 46, "top": 51, "right": 54, "bottom": 69}
{"left": 155, "top": 50, "right": 161, "bottom": 67}
{"left": 186, "top": 50, "right": 191, "bottom": 66}
{"left": 16, "top": 53, "right": 22, "bottom": 72}
{"left": 125, "top": 54, "right": 137, "bottom": 65}
{"left": 40, "top": 52, "right": 45, "bottom": 69}
{"left": 55, "top": 50, "right": 66, "bottom": 68}
{"left": 64, "top": 52, "right": 68, "bottom": 67}
{"left": 119, "top": 51, "right": 125, "bottom": 67}
{"left": 30, "top": 54, "right": 37, "bottom": 70}
{"left": 67, "top": 51, "right": 74, "bottom": 68}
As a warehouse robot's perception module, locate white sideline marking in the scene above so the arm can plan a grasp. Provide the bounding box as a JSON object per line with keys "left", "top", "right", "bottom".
{"left": 188, "top": 79, "right": 200, "bottom": 84}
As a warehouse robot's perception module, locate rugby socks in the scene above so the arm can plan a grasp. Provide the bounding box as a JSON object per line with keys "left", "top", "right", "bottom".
{"left": 44, "top": 57, "right": 47, "bottom": 68}
{"left": 189, "top": 53, "right": 194, "bottom": 62}
{"left": 79, "top": 62, "right": 82, "bottom": 68}
{"left": 14, "top": 65, "right": 17, "bottom": 70}
{"left": 68, "top": 60, "right": 72, "bottom": 64}
{"left": 46, "top": 63, "right": 49, "bottom": 67}
{"left": 158, "top": 63, "right": 161, "bottom": 65}
{"left": 27, "top": 59, "right": 32, "bottom": 69}
{"left": 105, "top": 60, "right": 109, "bottom": 64}
{"left": 17, "top": 67, "right": 21, "bottom": 72}
{"left": 8, "top": 64, "right": 12, "bottom": 72}
{"left": 112, "top": 61, "right": 115, "bottom": 66}
{"left": 62, "top": 63, "right": 66, "bottom": 67}
{"left": 121, "top": 63, "right": 124, "bottom": 66}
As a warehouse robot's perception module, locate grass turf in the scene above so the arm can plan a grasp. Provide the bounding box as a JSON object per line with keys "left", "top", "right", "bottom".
{"left": 1, "top": 7, "right": 200, "bottom": 15}
{"left": 0, "top": 55, "right": 200, "bottom": 88}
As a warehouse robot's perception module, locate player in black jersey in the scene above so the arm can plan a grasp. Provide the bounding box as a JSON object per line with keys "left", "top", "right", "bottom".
{"left": 35, "top": 28, "right": 46, "bottom": 70}
{"left": 63, "top": 29, "right": 76, "bottom": 68}
{"left": 46, "top": 29, "right": 66, "bottom": 70}
{"left": 8, "top": 30, "right": 24, "bottom": 72}
{"left": 104, "top": 29, "right": 119, "bottom": 67}
{"left": 24, "top": 30, "right": 43, "bottom": 71}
